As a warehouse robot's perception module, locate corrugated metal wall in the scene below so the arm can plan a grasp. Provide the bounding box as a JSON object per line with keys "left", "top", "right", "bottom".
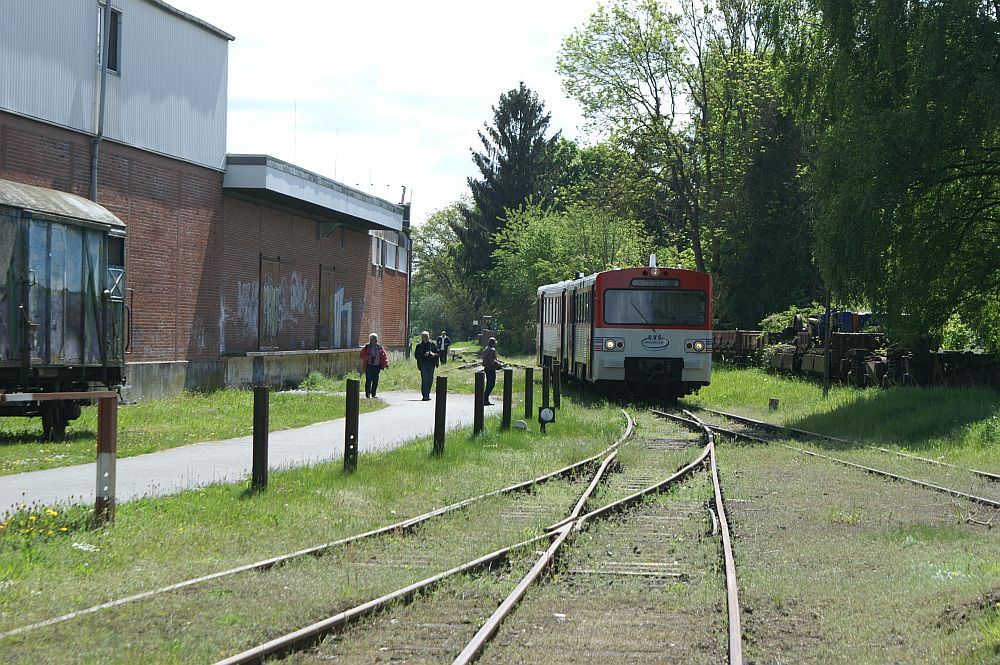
{"left": 0, "top": 0, "right": 98, "bottom": 133}
{"left": 0, "top": 0, "right": 228, "bottom": 170}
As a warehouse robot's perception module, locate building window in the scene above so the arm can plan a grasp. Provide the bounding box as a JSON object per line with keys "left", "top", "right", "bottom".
{"left": 98, "top": 4, "right": 122, "bottom": 74}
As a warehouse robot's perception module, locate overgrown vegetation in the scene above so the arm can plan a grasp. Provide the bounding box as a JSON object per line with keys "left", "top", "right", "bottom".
{"left": 412, "top": 0, "right": 1000, "bottom": 348}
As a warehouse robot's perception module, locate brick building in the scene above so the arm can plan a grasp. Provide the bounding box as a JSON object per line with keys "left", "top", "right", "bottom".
{"left": 0, "top": 1, "right": 410, "bottom": 398}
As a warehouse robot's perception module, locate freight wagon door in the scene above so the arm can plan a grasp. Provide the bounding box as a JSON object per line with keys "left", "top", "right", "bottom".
{"left": 0, "top": 212, "right": 24, "bottom": 364}
{"left": 27, "top": 220, "right": 50, "bottom": 364}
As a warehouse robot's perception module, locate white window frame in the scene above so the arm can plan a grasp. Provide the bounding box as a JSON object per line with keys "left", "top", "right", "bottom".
{"left": 97, "top": 3, "right": 123, "bottom": 75}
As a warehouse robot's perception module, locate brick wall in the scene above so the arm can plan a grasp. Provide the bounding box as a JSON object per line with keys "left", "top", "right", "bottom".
{"left": 1, "top": 111, "right": 409, "bottom": 367}
{"left": 0, "top": 111, "right": 222, "bottom": 363}
{"left": 221, "top": 195, "right": 409, "bottom": 353}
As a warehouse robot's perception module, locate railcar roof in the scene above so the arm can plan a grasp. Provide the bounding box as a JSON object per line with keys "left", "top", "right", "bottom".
{"left": 0, "top": 179, "right": 126, "bottom": 229}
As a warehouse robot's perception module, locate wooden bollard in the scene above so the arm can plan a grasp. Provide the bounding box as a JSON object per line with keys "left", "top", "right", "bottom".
{"left": 501, "top": 368, "right": 513, "bottom": 430}
{"left": 251, "top": 385, "right": 269, "bottom": 491}
{"left": 474, "top": 371, "right": 485, "bottom": 436}
{"left": 94, "top": 396, "right": 118, "bottom": 525}
{"left": 434, "top": 376, "right": 447, "bottom": 455}
{"left": 344, "top": 378, "right": 359, "bottom": 472}
{"left": 524, "top": 367, "right": 534, "bottom": 420}
{"left": 541, "top": 364, "right": 551, "bottom": 408}
{"left": 552, "top": 361, "right": 561, "bottom": 409}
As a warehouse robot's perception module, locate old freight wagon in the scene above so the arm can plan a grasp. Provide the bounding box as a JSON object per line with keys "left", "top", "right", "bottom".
{"left": 0, "top": 178, "right": 127, "bottom": 439}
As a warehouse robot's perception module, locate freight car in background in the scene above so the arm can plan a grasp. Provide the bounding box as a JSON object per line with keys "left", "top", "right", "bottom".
{"left": 0, "top": 178, "right": 128, "bottom": 440}
{"left": 537, "top": 262, "right": 712, "bottom": 401}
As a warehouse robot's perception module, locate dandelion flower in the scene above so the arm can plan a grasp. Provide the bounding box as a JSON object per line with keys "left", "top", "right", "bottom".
{"left": 45, "top": 509, "right": 58, "bottom": 517}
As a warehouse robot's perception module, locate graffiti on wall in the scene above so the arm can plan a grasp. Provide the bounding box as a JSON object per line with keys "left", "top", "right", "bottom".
{"left": 261, "top": 273, "right": 282, "bottom": 344}
{"left": 236, "top": 280, "right": 258, "bottom": 337}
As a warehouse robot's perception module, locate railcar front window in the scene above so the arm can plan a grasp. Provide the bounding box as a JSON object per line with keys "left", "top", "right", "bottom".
{"left": 603, "top": 289, "right": 706, "bottom": 326}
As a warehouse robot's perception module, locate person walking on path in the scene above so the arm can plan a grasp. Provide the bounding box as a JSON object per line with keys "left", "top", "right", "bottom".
{"left": 436, "top": 331, "right": 452, "bottom": 364}
{"left": 359, "top": 333, "right": 389, "bottom": 398}
{"left": 414, "top": 331, "right": 439, "bottom": 401}
{"left": 481, "top": 337, "right": 502, "bottom": 406}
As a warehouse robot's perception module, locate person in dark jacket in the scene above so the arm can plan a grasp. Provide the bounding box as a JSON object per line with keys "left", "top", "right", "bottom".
{"left": 436, "top": 331, "right": 451, "bottom": 364}
{"left": 481, "top": 337, "right": 502, "bottom": 405}
{"left": 413, "top": 330, "right": 439, "bottom": 400}
{"left": 359, "top": 333, "right": 389, "bottom": 398}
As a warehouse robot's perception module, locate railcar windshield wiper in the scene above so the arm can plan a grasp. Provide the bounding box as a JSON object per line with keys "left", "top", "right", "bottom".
{"left": 631, "top": 303, "right": 658, "bottom": 334}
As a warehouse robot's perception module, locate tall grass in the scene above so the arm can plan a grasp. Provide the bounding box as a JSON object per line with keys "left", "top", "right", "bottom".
{"left": 685, "top": 366, "right": 1000, "bottom": 466}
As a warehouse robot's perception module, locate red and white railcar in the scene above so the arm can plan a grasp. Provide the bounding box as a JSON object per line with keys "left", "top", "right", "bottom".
{"left": 537, "top": 265, "right": 712, "bottom": 400}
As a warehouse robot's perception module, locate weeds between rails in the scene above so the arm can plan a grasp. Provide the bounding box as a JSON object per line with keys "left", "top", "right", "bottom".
{"left": 655, "top": 407, "right": 1000, "bottom": 513}
{"left": 215, "top": 446, "right": 624, "bottom": 664}
{"left": 251, "top": 411, "right": 744, "bottom": 665}
{"left": 0, "top": 411, "right": 634, "bottom": 642}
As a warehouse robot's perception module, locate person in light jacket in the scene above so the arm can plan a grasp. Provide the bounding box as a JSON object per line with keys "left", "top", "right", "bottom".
{"left": 359, "top": 333, "right": 389, "bottom": 398}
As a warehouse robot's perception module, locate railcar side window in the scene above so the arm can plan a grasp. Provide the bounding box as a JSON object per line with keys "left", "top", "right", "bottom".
{"left": 603, "top": 289, "right": 706, "bottom": 326}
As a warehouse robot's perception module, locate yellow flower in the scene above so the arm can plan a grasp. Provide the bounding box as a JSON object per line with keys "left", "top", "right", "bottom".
{"left": 45, "top": 509, "right": 58, "bottom": 517}
{"left": 47, "top": 530, "right": 54, "bottom": 536}
{"left": 28, "top": 515, "right": 36, "bottom": 521}
{"left": 59, "top": 527, "right": 68, "bottom": 532}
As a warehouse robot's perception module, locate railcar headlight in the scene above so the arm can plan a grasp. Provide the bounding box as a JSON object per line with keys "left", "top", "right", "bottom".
{"left": 693, "top": 340, "right": 706, "bottom": 352}
{"left": 605, "top": 339, "right": 617, "bottom": 350}
{"left": 650, "top": 268, "right": 660, "bottom": 276}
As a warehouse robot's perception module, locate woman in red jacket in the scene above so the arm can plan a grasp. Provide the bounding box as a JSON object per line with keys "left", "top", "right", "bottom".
{"left": 359, "top": 333, "right": 389, "bottom": 398}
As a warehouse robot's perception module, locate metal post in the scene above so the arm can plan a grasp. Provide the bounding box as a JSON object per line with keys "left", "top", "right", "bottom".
{"left": 552, "top": 362, "right": 561, "bottom": 409}
{"left": 474, "top": 371, "right": 485, "bottom": 436}
{"left": 251, "top": 386, "right": 269, "bottom": 491}
{"left": 344, "top": 378, "right": 359, "bottom": 472}
{"left": 501, "top": 368, "right": 513, "bottom": 430}
{"left": 94, "top": 396, "right": 117, "bottom": 525}
{"left": 542, "top": 364, "right": 551, "bottom": 408}
{"left": 433, "top": 376, "right": 447, "bottom": 455}
{"left": 524, "top": 367, "right": 534, "bottom": 420}
{"left": 823, "top": 288, "right": 832, "bottom": 398}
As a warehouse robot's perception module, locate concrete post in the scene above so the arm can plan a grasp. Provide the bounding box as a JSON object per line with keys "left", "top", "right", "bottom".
{"left": 94, "top": 396, "right": 117, "bottom": 525}
{"left": 542, "top": 364, "right": 550, "bottom": 409}
{"left": 524, "top": 367, "right": 533, "bottom": 420}
{"left": 251, "top": 386, "right": 269, "bottom": 491}
{"left": 501, "top": 369, "right": 513, "bottom": 430}
{"left": 552, "top": 362, "right": 561, "bottom": 409}
{"left": 474, "top": 371, "right": 485, "bottom": 436}
{"left": 433, "top": 376, "right": 447, "bottom": 455}
{"left": 344, "top": 378, "right": 359, "bottom": 472}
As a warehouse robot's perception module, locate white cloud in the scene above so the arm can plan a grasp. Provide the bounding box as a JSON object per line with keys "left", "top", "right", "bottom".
{"left": 168, "top": 0, "right": 602, "bottom": 223}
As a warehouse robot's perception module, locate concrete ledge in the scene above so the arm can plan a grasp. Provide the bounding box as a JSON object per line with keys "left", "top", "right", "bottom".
{"left": 124, "top": 347, "right": 406, "bottom": 401}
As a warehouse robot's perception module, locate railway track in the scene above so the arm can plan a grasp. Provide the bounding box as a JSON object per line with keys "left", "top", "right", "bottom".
{"left": 218, "top": 410, "right": 743, "bottom": 665}
{"left": 0, "top": 413, "right": 634, "bottom": 642}
{"left": 654, "top": 406, "right": 1000, "bottom": 512}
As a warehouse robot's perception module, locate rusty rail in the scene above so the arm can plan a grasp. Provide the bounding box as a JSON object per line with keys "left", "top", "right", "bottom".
{"left": 696, "top": 406, "right": 999, "bottom": 482}
{"left": 2, "top": 410, "right": 634, "bottom": 642}
{"left": 215, "top": 434, "right": 629, "bottom": 665}
{"left": 684, "top": 410, "right": 744, "bottom": 665}
{"left": 672, "top": 409, "right": 1000, "bottom": 511}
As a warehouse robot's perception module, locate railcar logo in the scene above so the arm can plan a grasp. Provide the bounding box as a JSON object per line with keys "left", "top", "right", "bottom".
{"left": 641, "top": 334, "right": 669, "bottom": 350}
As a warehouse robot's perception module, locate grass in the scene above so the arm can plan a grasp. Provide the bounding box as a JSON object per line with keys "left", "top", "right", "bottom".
{"left": 684, "top": 364, "right": 1000, "bottom": 469}
{"left": 0, "top": 394, "right": 624, "bottom": 663}
{"left": 0, "top": 390, "right": 386, "bottom": 476}
{"left": 722, "top": 441, "right": 1000, "bottom": 664}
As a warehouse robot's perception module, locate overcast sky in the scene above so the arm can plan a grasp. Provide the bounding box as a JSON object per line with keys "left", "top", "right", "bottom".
{"left": 169, "top": 1, "right": 605, "bottom": 225}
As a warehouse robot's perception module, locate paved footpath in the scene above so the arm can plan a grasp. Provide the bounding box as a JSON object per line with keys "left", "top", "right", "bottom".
{"left": 0, "top": 391, "right": 499, "bottom": 512}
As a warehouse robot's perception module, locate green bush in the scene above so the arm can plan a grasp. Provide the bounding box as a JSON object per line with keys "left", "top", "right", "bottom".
{"left": 299, "top": 371, "right": 328, "bottom": 390}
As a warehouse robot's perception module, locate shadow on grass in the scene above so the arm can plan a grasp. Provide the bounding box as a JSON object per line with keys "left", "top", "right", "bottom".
{"left": 0, "top": 429, "right": 96, "bottom": 446}
{"left": 788, "top": 385, "right": 1000, "bottom": 450}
